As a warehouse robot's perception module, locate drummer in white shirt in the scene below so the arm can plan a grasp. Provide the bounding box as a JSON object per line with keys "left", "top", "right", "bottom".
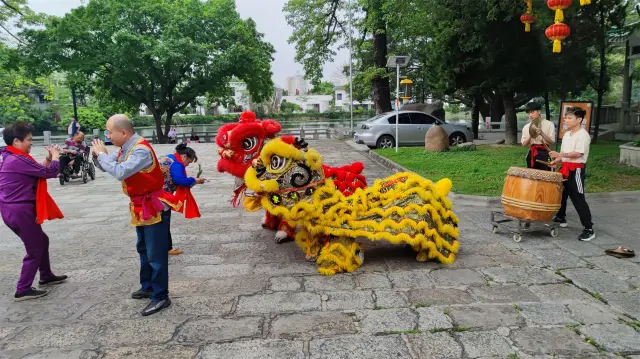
{"left": 549, "top": 106, "right": 595, "bottom": 242}
{"left": 521, "top": 102, "right": 555, "bottom": 171}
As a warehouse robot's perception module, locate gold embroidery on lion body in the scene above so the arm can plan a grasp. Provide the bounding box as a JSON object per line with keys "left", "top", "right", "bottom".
{"left": 244, "top": 138, "right": 460, "bottom": 276}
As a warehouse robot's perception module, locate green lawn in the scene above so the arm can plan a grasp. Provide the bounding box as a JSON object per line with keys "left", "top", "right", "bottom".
{"left": 375, "top": 142, "right": 640, "bottom": 196}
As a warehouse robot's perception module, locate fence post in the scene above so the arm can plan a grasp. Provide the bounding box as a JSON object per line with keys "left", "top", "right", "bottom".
{"left": 43, "top": 131, "right": 51, "bottom": 145}
{"left": 326, "top": 128, "right": 331, "bottom": 139}
{"left": 313, "top": 129, "right": 319, "bottom": 140}
{"left": 300, "top": 125, "right": 305, "bottom": 139}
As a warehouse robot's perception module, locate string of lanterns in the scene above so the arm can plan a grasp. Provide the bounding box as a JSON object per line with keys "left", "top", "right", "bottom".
{"left": 520, "top": 0, "right": 592, "bottom": 53}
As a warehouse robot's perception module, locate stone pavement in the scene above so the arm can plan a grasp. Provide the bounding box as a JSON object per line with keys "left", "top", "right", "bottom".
{"left": 0, "top": 139, "right": 639, "bottom": 359}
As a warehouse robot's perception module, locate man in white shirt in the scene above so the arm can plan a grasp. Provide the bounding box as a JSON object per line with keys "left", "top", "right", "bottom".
{"left": 521, "top": 102, "right": 555, "bottom": 170}
{"left": 549, "top": 106, "right": 594, "bottom": 242}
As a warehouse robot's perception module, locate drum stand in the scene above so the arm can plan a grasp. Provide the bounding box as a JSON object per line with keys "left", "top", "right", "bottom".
{"left": 490, "top": 211, "right": 560, "bottom": 243}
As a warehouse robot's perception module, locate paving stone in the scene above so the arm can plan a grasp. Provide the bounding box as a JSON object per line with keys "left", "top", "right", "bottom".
{"left": 3, "top": 302, "right": 84, "bottom": 323}
{"left": 102, "top": 345, "right": 198, "bottom": 359}
{"left": 528, "top": 284, "right": 592, "bottom": 303}
{"left": 374, "top": 290, "right": 410, "bottom": 308}
{"left": 519, "top": 303, "right": 577, "bottom": 325}
{"left": 20, "top": 349, "right": 100, "bottom": 359}
{"left": 3, "top": 323, "right": 98, "bottom": 350}
{"left": 445, "top": 305, "right": 522, "bottom": 329}
{"left": 79, "top": 299, "right": 141, "bottom": 320}
{"left": 325, "top": 290, "right": 375, "bottom": 311}
{"left": 66, "top": 283, "right": 133, "bottom": 300}
{"left": 357, "top": 308, "right": 416, "bottom": 334}
{"left": 169, "top": 280, "right": 203, "bottom": 296}
{"left": 456, "top": 331, "right": 514, "bottom": 358}
{"left": 304, "top": 275, "right": 355, "bottom": 291}
{"left": 511, "top": 327, "right": 596, "bottom": 356}
{"left": 62, "top": 267, "right": 116, "bottom": 282}
{"left": 416, "top": 307, "right": 453, "bottom": 331}
{"left": 429, "top": 269, "right": 486, "bottom": 286}
{"left": 448, "top": 254, "right": 499, "bottom": 269}
{"left": 93, "top": 319, "right": 178, "bottom": 346}
{"left": 0, "top": 327, "right": 17, "bottom": 342}
{"left": 180, "top": 264, "right": 252, "bottom": 278}
{"left": 585, "top": 256, "right": 640, "bottom": 278}
{"left": 200, "top": 339, "right": 304, "bottom": 359}
{"left": 176, "top": 317, "right": 262, "bottom": 343}
{"left": 253, "top": 262, "right": 318, "bottom": 276}
{"left": 527, "top": 248, "right": 589, "bottom": 269}
{"left": 159, "top": 296, "right": 234, "bottom": 317}
{"left": 579, "top": 323, "right": 640, "bottom": 354}
{"left": 236, "top": 292, "right": 322, "bottom": 315}
{"left": 388, "top": 269, "right": 435, "bottom": 288}
{"left": 269, "top": 276, "right": 302, "bottom": 291}
{"left": 201, "top": 276, "right": 267, "bottom": 295}
{"left": 356, "top": 273, "right": 392, "bottom": 289}
{"left": 561, "top": 268, "right": 631, "bottom": 294}
{"left": 310, "top": 334, "right": 411, "bottom": 359}
{"left": 555, "top": 240, "right": 605, "bottom": 257}
{"left": 269, "top": 312, "right": 356, "bottom": 339}
{"left": 470, "top": 284, "right": 540, "bottom": 303}
{"left": 406, "top": 332, "right": 463, "bottom": 359}
{"left": 168, "top": 254, "right": 224, "bottom": 265}
{"left": 482, "top": 267, "right": 564, "bottom": 285}
{"left": 408, "top": 288, "right": 474, "bottom": 307}
{"left": 601, "top": 291, "right": 640, "bottom": 319}
{"left": 568, "top": 302, "right": 620, "bottom": 324}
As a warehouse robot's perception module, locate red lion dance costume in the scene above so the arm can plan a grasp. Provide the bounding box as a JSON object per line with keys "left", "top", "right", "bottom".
{"left": 217, "top": 111, "right": 367, "bottom": 243}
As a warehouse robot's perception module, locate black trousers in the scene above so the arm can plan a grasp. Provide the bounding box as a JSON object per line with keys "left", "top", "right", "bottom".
{"left": 525, "top": 148, "right": 551, "bottom": 171}
{"left": 60, "top": 154, "right": 83, "bottom": 174}
{"left": 556, "top": 167, "right": 593, "bottom": 229}
{"left": 167, "top": 210, "right": 173, "bottom": 250}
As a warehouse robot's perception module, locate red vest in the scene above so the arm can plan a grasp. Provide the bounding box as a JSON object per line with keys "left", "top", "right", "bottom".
{"left": 118, "top": 138, "right": 182, "bottom": 226}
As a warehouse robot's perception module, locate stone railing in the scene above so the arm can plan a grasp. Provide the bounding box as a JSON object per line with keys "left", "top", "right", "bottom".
{"left": 32, "top": 129, "right": 101, "bottom": 145}
{"left": 151, "top": 126, "right": 336, "bottom": 144}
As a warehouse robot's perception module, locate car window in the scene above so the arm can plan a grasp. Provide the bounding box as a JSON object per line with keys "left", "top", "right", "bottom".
{"left": 410, "top": 113, "right": 436, "bottom": 125}
{"left": 387, "top": 113, "right": 411, "bottom": 124}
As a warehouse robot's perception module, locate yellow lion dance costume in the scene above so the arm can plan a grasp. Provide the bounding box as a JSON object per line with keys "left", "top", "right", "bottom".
{"left": 243, "top": 138, "right": 460, "bottom": 275}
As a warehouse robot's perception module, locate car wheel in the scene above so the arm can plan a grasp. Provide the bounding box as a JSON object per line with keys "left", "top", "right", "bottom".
{"left": 449, "top": 132, "right": 466, "bottom": 146}
{"left": 376, "top": 135, "right": 395, "bottom": 149}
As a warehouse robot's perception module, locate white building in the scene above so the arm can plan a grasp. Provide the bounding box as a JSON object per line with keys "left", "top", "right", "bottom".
{"left": 282, "top": 95, "right": 333, "bottom": 113}
{"left": 333, "top": 85, "right": 374, "bottom": 111}
{"left": 286, "top": 74, "right": 310, "bottom": 96}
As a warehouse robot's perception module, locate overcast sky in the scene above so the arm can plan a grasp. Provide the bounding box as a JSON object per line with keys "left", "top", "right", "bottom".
{"left": 25, "top": 0, "right": 349, "bottom": 88}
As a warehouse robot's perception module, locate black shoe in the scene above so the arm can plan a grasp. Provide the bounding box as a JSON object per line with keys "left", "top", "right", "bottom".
{"left": 14, "top": 288, "right": 48, "bottom": 302}
{"left": 579, "top": 229, "right": 595, "bottom": 242}
{"left": 141, "top": 297, "right": 171, "bottom": 316}
{"left": 131, "top": 289, "right": 152, "bottom": 300}
{"left": 553, "top": 216, "right": 568, "bottom": 228}
{"left": 39, "top": 275, "right": 68, "bottom": 287}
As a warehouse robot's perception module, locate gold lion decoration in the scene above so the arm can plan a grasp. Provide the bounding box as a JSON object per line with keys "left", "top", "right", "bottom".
{"left": 242, "top": 137, "right": 460, "bottom": 276}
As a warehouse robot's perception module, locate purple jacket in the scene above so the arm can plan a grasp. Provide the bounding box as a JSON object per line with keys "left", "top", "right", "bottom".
{"left": 0, "top": 149, "right": 60, "bottom": 203}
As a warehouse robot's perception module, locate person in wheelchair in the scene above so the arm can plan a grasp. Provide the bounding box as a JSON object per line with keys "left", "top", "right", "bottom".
{"left": 60, "top": 131, "right": 88, "bottom": 178}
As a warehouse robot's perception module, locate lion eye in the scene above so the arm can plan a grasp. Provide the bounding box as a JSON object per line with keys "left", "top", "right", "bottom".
{"left": 242, "top": 137, "right": 258, "bottom": 151}
{"left": 270, "top": 155, "right": 287, "bottom": 171}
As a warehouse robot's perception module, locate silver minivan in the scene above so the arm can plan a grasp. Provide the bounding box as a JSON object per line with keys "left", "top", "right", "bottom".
{"left": 353, "top": 111, "right": 474, "bottom": 149}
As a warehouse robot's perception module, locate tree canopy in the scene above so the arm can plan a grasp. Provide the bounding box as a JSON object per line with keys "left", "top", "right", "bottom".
{"left": 21, "top": 0, "right": 275, "bottom": 142}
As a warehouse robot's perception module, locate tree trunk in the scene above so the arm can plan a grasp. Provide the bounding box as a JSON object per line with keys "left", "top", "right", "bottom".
{"left": 371, "top": 11, "right": 392, "bottom": 114}
{"left": 163, "top": 111, "right": 175, "bottom": 144}
{"left": 152, "top": 111, "right": 166, "bottom": 144}
{"left": 502, "top": 91, "right": 518, "bottom": 145}
{"left": 471, "top": 93, "right": 484, "bottom": 139}
{"left": 593, "top": 7, "right": 606, "bottom": 143}
{"left": 490, "top": 92, "right": 504, "bottom": 126}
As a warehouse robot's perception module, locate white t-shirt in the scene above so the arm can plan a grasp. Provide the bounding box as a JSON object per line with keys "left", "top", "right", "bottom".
{"left": 560, "top": 128, "right": 590, "bottom": 163}
{"left": 521, "top": 118, "right": 555, "bottom": 145}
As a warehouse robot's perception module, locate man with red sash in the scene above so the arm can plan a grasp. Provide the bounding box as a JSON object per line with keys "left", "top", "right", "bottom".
{"left": 549, "top": 106, "right": 595, "bottom": 242}
{"left": 92, "top": 115, "right": 181, "bottom": 316}
{"left": 521, "top": 102, "right": 555, "bottom": 170}
{"left": 0, "top": 122, "right": 68, "bottom": 301}
{"left": 158, "top": 144, "right": 205, "bottom": 255}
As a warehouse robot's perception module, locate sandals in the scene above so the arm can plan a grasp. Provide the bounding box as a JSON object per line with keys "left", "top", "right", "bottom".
{"left": 605, "top": 247, "right": 635, "bottom": 259}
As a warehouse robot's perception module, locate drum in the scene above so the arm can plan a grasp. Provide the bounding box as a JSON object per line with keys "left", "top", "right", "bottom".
{"left": 501, "top": 167, "right": 563, "bottom": 222}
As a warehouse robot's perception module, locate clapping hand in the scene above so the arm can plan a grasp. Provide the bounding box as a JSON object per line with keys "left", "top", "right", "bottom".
{"left": 195, "top": 178, "right": 207, "bottom": 185}
{"left": 44, "top": 145, "right": 60, "bottom": 161}
{"left": 92, "top": 139, "right": 108, "bottom": 156}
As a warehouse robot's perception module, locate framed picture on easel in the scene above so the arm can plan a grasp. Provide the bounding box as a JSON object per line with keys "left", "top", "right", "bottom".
{"left": 557, "top": 101, "right": 593, "bottom": 141}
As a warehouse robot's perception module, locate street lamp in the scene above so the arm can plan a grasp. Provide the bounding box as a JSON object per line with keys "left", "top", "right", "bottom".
{"left": 386, "top": 55, "right": 411, "bottom": 153}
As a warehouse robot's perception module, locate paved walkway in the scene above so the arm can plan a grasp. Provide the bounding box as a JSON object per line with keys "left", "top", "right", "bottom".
{"left": 0, "top": 140, "right": 639, "bottom": 359}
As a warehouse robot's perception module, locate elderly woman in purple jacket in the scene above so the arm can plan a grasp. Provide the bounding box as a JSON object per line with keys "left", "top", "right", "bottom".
{"left": 0, "top": 122, "right": 68, "bottom": 301}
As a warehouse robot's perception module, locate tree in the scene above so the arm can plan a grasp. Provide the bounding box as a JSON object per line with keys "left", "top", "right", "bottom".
{"left": 280, "top": 99, "right": 302, "bottom": 113}
{"left": 22, "top": 0, "right": 275, "bottom": 143}
{"left": 284, "top": 0, "right": 392, "bottom": 114}
{"left": 311, "top": 81, "right": 335, "bottom": 95}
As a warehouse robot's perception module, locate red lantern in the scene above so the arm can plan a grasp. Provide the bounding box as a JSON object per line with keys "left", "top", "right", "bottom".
{"left": 547, "top": 0, "right": 572, "bottom": 23}
{"left": 545, "top": 23, "right": 570, "bottom": 53}
{"left": 520, "top": 13, "right": 536, "bottom": 32}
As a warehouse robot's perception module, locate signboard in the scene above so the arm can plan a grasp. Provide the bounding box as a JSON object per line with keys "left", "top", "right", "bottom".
{"left": 557, "top": 101, "right": 593, "bottom": 142}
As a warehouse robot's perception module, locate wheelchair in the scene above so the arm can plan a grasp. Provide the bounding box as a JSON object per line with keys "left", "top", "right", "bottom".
{"left": 59, "top": 147, "right": 96, "bottom": 185}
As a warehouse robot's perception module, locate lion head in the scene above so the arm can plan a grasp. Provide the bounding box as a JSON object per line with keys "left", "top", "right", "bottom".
{"left": 216, "top": 111, "right": 282, "bottom": 179}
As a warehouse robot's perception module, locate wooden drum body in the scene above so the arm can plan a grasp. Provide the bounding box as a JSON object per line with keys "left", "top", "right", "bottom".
{"left": 501, "top": 167, "right": 563, "bottom": 222}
